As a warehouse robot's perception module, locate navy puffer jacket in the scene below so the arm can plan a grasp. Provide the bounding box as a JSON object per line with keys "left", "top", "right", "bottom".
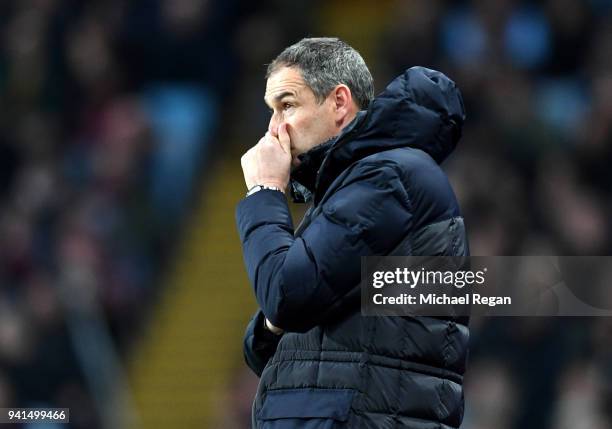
{"left": 237, "top": 67, "right": 469, "bottom": 428}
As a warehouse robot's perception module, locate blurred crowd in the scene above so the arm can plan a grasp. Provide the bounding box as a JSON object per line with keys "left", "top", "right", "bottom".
{"left": 0, "top": 0, "right": 610, "bottom": 428}
{"left": 0, "top": 0, "right": 240, "bottom": 427}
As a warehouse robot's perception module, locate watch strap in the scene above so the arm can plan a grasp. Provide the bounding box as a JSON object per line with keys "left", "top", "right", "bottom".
{"left": 246, "top": 184, "right": 283, "bottom": 197}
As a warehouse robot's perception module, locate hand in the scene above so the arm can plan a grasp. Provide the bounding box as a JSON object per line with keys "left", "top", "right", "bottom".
{"left": 241, "top": 123, "right": 292, "bottom": 192}
{"left": 265, "top": 318, "right": 284, "bottom": 335}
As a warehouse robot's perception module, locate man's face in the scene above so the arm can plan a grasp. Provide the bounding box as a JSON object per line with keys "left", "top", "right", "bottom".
{"left": 265, "top": 66, "right": 338, "bottom": 167}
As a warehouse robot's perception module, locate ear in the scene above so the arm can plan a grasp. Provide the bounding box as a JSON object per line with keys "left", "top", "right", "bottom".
{"left": 330, "top": 84, "right": 355, "bottom": 126}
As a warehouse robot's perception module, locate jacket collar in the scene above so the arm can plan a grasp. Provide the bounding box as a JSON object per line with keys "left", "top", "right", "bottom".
{"left": 289, "top": 138, "right": 335, "bottom": 203}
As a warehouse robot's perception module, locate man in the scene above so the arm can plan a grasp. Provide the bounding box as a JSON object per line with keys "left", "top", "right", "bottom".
{"left": 236, "top": 37, "right": 469, "bottom": 428}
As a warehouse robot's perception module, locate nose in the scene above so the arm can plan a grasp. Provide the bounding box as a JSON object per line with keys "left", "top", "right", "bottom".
{"left": 268, "top": 113, "right": 280, "bottom": 138}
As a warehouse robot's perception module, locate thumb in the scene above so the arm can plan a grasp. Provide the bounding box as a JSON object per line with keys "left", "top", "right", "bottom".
{"left": 278, "top": 123, "right": 291, "bottom": 154}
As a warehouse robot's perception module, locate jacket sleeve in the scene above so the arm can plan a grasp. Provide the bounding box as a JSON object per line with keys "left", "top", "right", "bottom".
{"left": 236, "top": 161, "right": 412, "bottom": 332}
{"left": 243, "top": 309, "right": 283, "bottom": 377}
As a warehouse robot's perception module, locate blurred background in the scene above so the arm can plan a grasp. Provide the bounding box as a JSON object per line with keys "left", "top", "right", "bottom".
{"left": 0, "top": 0, "right": 610, "bottom": 428}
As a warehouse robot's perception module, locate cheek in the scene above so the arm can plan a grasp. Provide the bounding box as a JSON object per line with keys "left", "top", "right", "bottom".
{"left": 286, "top": 109, "right": 323, "bottom": 152}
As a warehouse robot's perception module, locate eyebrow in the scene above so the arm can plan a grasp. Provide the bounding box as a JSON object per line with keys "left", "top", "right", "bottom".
{"left": 265, "top": 91, "right": 296, "bottom": 107}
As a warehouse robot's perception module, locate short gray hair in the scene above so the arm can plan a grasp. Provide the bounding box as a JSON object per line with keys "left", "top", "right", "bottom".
{"left": 266, "top": 37, "right": 374, "bottom": 110}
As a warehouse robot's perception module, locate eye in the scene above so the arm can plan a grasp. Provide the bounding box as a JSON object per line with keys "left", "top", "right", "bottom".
{"left": 282, "top": 102, "right": 294, "bottom": 110}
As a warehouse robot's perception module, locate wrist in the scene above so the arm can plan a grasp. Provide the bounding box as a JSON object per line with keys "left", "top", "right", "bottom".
{"left": 260, "top": 182, "right": 286, "bottom": 192}
{"left": 246, "top": 184, "right": 285, "bottom": 197}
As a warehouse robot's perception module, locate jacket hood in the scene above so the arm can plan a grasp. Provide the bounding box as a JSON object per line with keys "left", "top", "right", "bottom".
{"left": 291, "top": 66, "right": 466, "bottom": 204}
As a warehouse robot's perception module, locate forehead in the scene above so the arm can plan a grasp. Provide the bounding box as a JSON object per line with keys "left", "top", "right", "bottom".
{"left": 265, "top": 67, "right": 312, "bottom": 103}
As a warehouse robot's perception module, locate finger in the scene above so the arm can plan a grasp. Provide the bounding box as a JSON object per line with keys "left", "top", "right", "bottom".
{"left": 277, "top": 123, "right": 291, "bottom": 154}
{"left": 262, "top": 132, "right": 281, "bottom": 152}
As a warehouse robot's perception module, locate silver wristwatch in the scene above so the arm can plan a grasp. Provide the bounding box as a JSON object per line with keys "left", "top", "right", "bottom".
{"left": 246, "top": 184, "right": 283, "bottom": 197}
